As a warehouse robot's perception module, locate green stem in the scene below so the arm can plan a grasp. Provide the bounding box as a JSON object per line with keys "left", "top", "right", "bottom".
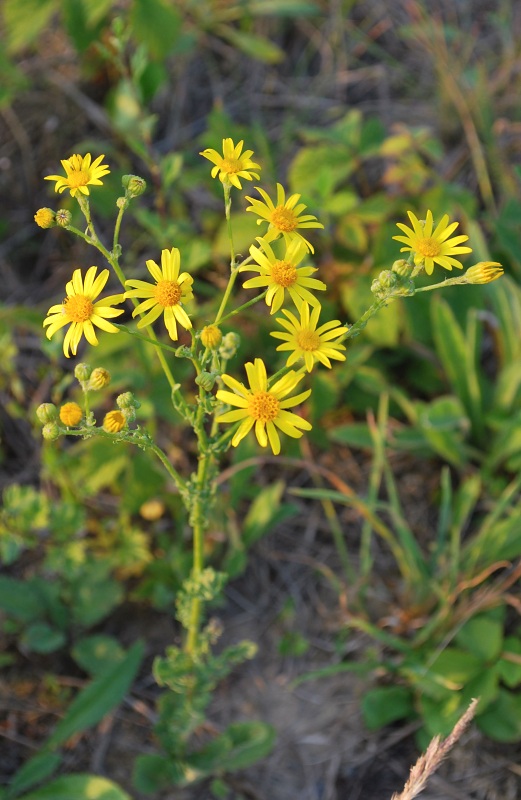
{"left": 217, "top": 290, "right": 268, "bottom": 324}
{"left": 341, "top": 299, "right": 388, "bottom": 342}
{"left": 185, "top": 451, "right": 212, "bottom": 655}
{"left": 213, "top": 183, "right": 238, "bottom": 325}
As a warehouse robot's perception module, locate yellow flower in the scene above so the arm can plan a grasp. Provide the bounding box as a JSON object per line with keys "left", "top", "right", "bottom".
{"left": 199, "top": 138, "right": 260, "bottom": 190}
{"left": 43, "top": 267, "right": 124, "bottom": 358}
{"left": 59, "top": 402, "right": 83, "bottom": 426}
{"left": 216, "top": 358, "right": 311, "bottom": 455}
{"left": 124, "top": 247, "right": 193, "bottom": 341}
{"left": 103, "top": 410, "right": 126, "bottom": 433}
{"left": 241, "top": 237, "right": 326, "bottom": 314}
{"left": 464, "top": 262, "right": 504, "bottom": 284}
{"left": 45, "top": 153, "right": 110, "bottom": 198}
{"left": 271, "top": 303, "right": 347, "bottom": 372}
{"left": 245, "top": 183, "right": 323, "bottom": 253}
{"left": 89, "top": 367, "right": 111, "bottom": 390}
{"left": 392, "top": 210, "right": 472, "bottom": 275}
{"left": 34, "top": 208, "right": 55, "bottom": 228}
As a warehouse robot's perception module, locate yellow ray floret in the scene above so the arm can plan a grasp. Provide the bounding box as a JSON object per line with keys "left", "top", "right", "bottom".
{"left": 392, "top": 209, "right": 472, "bottom": 275}
{"left": 43, "top": 267, "right": 124, "bottom": 358}
{"left": 45, "top": 153, "right": 110, "bottom": 198}
{"left": 216, "top": 357, "right": 312, "bottom": 455}
{"left": 245, "top": 183, "right": 323, "bottom": 253}
{"left": 241, "top": 237, "right": 326, "bottom": 314}
{"left": 271, "top": 302, "right": 347, "bottom": 373}
{"left": 124, "top": 247, "right": 193, "bottom": 341}
{"left": 199, "top": 138, "right": 261, "bottom": 190}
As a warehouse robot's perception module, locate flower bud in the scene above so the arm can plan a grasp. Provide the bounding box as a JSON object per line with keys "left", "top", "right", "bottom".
{"left": 122, "top": 174, "right": 147, "bottom": 198}
{"left": 36, "top": 403, "right": 58, "bottom": 424}
{"left": 59, "top": 402, "right": 83, "bottom": 427}
{"left": 195, "top": 371, "right": 217, "bottom": 392}
{"left": 175, "top": 345, "right": 192, "bottom": 358}
{"left": 200, "top": 325, "right": 222, "bottom": 349}
{"left": 139, "top": 499, "right": 165, "bottom": 521}
{"left": 42, "top": 422, "right": 61, "bottom": 441}
{"left": 74, "top": 363, "right": 92, "bottom": 382}
{"left": 391, "top": 259, "right": 413, "bottom": 277}
{"left": 89, "top": 367, "right": 111, "bottom": 390}
{"left": 116, "top": 197, "right": 129, "bottom": 210}
{"left": 103, "top": 410, "right": 126, "bottom": 433}
{"left": 219, "top": 331, "right": 240, "bottom": 360}
{"left": 116, "top": 391, "right": 140, "bottom": 410}
{"left": 34, "top": 208, "right": 56, "bottom": 229}
{"left": 464, "top": 262, "right": 504, "bottom": 285}
{"left": 55, "top": 209, "right": 72, "bottom": 227}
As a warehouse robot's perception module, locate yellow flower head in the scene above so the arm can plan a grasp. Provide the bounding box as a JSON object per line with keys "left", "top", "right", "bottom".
{"left": 216, "top": 357, "right": 312, "bottom": 455}
{"left": 45, "top": 153, "right": 110, "bottom": 198}
{"left": 59, "top": 402, "right": 83, "bottom": 427}
{"left": 43, "top": 267, "right": 124, "bottom": 358}
{"left": 245, "top": 183, "right": 324, "bottom": 253}
{"left": 89, "top": 367, "right": 111, "bottom": 390}
{"left": 34, "top": 208, "right": 55, "bottom": 228}
{"left": 392, "top": 210, "right": 472, "bottom": 275}
{"left": 464, "top": 262, "right": 504, "bottom": 284}
{"left": 241, "top": 237, "right": 326, "bottom": 315}
{"left": 199, "top": 138, "right": 260, "bottom": 190}
{"left": 103, "top": 410, "right": 126, "bottom": 433}
{"left": 124, "top": 247, "right": 193, "bottom": 341}
{"left": 271, "top": 302, "right": 347, "bottom": 372}
{"left": 200, "top": 324, "right": 222, "bottom": 349}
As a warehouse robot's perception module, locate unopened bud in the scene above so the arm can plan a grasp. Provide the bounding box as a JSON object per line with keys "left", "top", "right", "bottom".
{"left": 103, "top": 410, "right": 126, "bottom": 433}
{"left": 195, "top": 371, "right": 217, "bottom": 392}
{"left": 36, "top": 403, "right": 58, "bottom": 424}
{"left": 59, "top": 402, "right": 83, "bottom": 427}
{"left": 465, "top": 262, "right": 504, "bottom": 285}
{"left": 55, "top": 209, "right": 72, "bottom": 227}
{"left": 392, "top": 259, "right": 413, "bottom": 277}
{"left": 34, "top": 208, "right": 56, "bottom": 229}
{"left": 200, "top": 325, "right": 222, "bottom": 349}
{"left": 89, "top": 367, "right": 111, "bottom": 390}
{"left": 122, "top": 174, "right": 147, "bottom": 198}
{"left": 175, "top": 345, "right": 192, "bottom": 358}
{"left": 42, "top": 422, "right": 61, "bottom": 441}
{"left": 219, "top": 331, "right": 240, "bottom": 360}
{"left": 74, "top": 363, "right": 92, "bottom": 382}
{"left": 116, "top": 391, "right": 140, "bottom": 410}
{"left": 116, "top": 197, "right": 129, "bottom": 210}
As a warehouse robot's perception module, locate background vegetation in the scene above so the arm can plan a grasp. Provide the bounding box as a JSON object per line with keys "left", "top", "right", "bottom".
{"left": 1, "top": 1, "right": 521, "bottom": 798}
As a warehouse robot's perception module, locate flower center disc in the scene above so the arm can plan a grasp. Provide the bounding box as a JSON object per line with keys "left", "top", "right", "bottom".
{"left": 221, "top": 157, "right": 241, "bottom": 175}
{"left": 154, "top": 280, "right": 182, "bottom": 307}
{"left": 248, "top": 391, "right": 280, "bottom": 422}
{"left": 64, "top": 295, "right": 94, "bottom": 322}
{"left": 296, "top": 330, "right": 321, "bottom": 351}
{"left": 271, "top": 260, "right": 297, "bottom": 287}
{"left": 67, "top": 170, "right": 90, "bottom": 189}
{"left": 270, "top": 206, "right": 297, "bottom": 232}
{"left": 416, "top": 237, "right": 441, "bottom": 258}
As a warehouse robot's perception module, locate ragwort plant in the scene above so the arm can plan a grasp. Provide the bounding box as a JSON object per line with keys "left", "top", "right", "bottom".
{"left": 28, "top": 140, "right": 504, "bottom": 796}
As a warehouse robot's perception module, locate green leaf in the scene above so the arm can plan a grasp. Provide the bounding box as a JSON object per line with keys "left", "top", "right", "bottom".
{"left": 477, "top": 689, "right": 521, "bottom": 741}
{"left": 188, "top": 722, "right": 276, "bottom": 773}
{"left": 6, "top": 753, "right": 61, "bottom": 800}
{"left": 0, "top": 577, "right": 44, "bottom": 622}
{"left": 21, "top": 623, "right": 66, "bottom": 654}
{"left": 417, "top": 395, "right": 470, "bottom": 466}
{"left": 17, "top": 774, "right": 132, "bottom": 800}
{"left": 4, "top": 0, "right": 58, "bottom": 53}
{"left": 248, "top": 0, "right": 319, "bottom": 15}
{"left": 497, "top": 637, "right": 521, "bottom": 688}
{"left": 361, "top": 686, "right": 414, "bottom": 730}
{"left": 431, "top": 297, "right": 483, "bottom": 439}
{"left": 71, "top": 635, "right": 126, "bottom": 676}
{"left": 133, "top": 755, "right": 183, "bottom": 793}
{"left": 218, "top": 27, "right": 285, "bottom": 64}
{"left": 455, "top": 615, "right": 503, "bottom": 662}
{"left": 428, "top": 647, "right": 483, "bottom": 686}
{"left": 328, "top": 422, "right": 373, "bottom": 449}
{"left": 70, "top": 567, "right": 123, "bottom": 627}
{"left": 46, "top": 641, "right": 143, "bottom": 749}
{"left": 242, "top": 480, "right": 286, "bottom": 546}
{"left": 130, "top": 0, "right": 182, "bottom": 59}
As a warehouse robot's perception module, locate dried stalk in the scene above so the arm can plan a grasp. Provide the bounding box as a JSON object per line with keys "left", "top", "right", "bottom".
{"left": 390, "top": 698, "right": 479, "bottom": 800}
